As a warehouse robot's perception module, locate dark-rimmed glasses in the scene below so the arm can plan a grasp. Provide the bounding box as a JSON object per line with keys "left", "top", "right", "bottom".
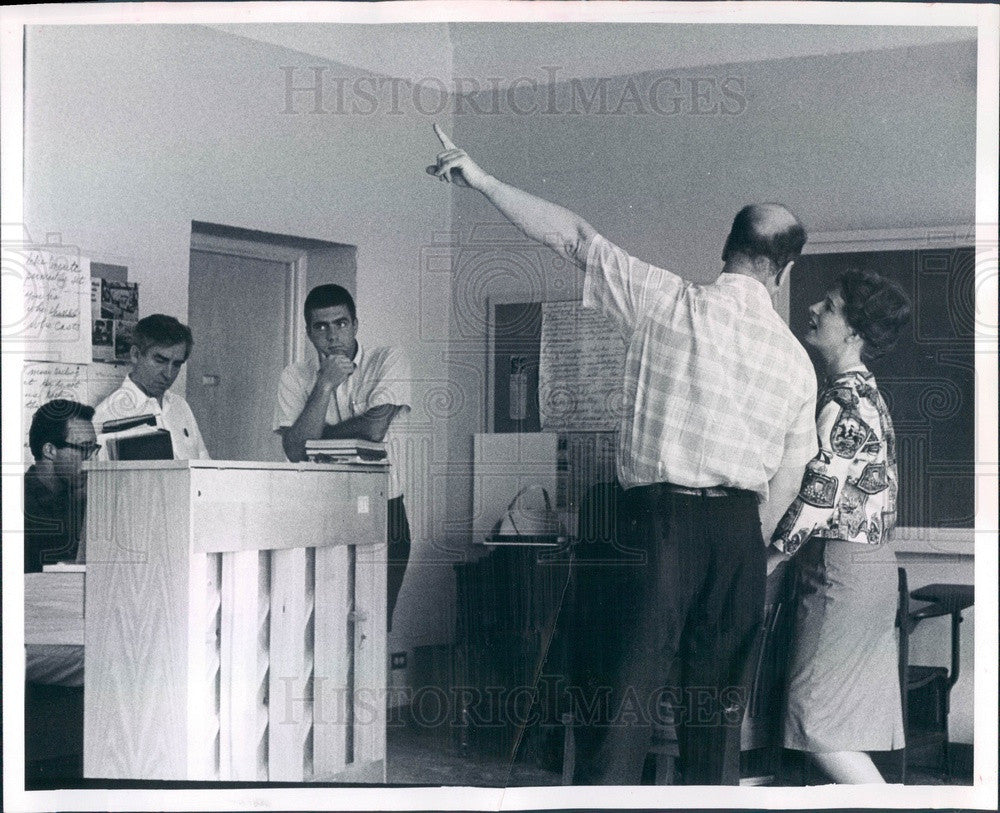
{"left": 57, "top": 441, "right": 102, "bottom": 459}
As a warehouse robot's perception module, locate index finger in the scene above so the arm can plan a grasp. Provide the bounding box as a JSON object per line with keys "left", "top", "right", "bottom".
{"left": 433, "top": 123, "right": 457, "bottom": 150}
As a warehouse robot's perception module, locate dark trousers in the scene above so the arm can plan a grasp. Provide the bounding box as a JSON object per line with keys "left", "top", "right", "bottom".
{"left": 573, "top": 484, "right": 766, "bottom": 785}
{"left": 387, "top": 495, "right": 411, "bottom": 632}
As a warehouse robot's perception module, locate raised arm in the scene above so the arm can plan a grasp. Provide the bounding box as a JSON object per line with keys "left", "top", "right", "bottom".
{"left": 427, "top": 124, "right": 596, "bottom": 266}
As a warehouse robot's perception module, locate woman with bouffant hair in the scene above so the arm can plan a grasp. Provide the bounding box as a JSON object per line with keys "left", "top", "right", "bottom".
{"left": 767, "top": 269, "right": 911, "bottom": 783}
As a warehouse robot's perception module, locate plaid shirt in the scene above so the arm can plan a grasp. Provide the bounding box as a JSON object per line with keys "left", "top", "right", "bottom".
{"left": 582, "top": 234, "right": 817, "bottom": 499}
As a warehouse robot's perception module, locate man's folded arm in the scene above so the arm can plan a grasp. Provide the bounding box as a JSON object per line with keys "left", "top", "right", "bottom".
{"left": 321, "top": 403, "right": 405, "bottom": 443}
{"left": 280, "top": 389, "right": 332, "bottom": 462}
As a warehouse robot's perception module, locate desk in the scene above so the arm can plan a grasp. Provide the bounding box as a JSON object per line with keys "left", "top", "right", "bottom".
{"left": 911, "top": 582, "right": 975, "bottom": 611}
{"left": 25, "top": 570, "right": 85, "bottom": 646}
{"left": 909, "top": 583, "right": 975, "bottom": 690}
{"left": 900, "top": 579, "right": 975, "bottom": 780}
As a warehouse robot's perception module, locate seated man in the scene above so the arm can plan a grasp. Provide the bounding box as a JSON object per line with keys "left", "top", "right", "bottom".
{"left": 24, "top": 399, "right": 97, "bottom": 573}
{"left": 24, "top": 398, "right": 98, "bottom": 686}
{"left": 93, "top": 313, "right": 210, "bottom": 459}
{"left": 274, "top": 284, "right": 412, "bottom": 630}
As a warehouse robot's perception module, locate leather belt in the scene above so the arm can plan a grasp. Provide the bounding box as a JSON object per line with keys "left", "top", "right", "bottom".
{"left": 664, "top": 484, "right": 744, "bottom": 498}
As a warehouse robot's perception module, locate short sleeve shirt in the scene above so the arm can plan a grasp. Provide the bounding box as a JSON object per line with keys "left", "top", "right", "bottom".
{"left": 272, "top": 343, "right": 412, "bottom": 499}
{"left": 583, "top": 234, "right": 817, "bottom": 499}
{"left": 772, "top": 369, "right": 899, "bottom": 554}
{"left": 93, "top": 376, "right": 211, "bottom": 461}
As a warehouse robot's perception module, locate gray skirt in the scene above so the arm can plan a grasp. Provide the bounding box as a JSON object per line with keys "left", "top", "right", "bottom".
{"left": 782, "top": 538, "right": 905, "bottom": 753}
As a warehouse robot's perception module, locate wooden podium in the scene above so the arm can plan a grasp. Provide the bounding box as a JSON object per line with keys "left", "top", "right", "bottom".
{"left": 82, "top": 460, "right": 388, "bottom": 782}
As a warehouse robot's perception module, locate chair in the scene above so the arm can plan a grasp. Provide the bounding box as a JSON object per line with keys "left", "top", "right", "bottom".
{"left": 896, "top": 568, "right": 973, "bottom": 783}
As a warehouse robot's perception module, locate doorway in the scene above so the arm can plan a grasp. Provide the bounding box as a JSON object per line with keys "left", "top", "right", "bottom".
{"left": 186, "top": 223, "right": 356, "bottom": 461}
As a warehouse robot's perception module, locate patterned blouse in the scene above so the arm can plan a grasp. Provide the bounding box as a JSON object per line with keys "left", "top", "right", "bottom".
{"left": 772, "top": 368, "right": 899, "bottom": 555}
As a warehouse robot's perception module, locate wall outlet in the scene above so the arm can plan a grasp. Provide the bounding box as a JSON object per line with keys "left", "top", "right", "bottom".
{"left": 390, "top": 651, "right": 407, "bottom": 670}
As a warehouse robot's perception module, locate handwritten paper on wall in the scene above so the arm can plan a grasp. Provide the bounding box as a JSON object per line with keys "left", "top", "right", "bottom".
{"left": 538, "top": 301, "right": 625, "bottom": 431}
{"left": 21, "top": 249, "right": 92, "bottom": 364}
{"left": 21, "top": 361, "right": 124, "bottom": 460}
{"left": 21, "top": 362, "right": 87, "bottom": 461}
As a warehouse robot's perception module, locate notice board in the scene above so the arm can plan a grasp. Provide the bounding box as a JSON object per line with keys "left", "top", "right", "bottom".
{"left": 491, "top": 300, "right": 624, "bottom": 434}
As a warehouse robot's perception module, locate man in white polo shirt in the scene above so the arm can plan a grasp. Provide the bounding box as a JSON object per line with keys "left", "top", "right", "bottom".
{"left": 427, "top": 125, "right": 817, "bottom": 785}
{"left": 274, "top": 284, "right": 412, "bottom": 631}
{"left": 94, "top": 314, "right": 210, "bottom": 460}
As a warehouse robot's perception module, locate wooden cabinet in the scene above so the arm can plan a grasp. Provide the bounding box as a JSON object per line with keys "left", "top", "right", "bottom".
{"left": 82, "top": 460, "right": 387, "bottom": 782}
{"left": 454, "top": 545, "right": 572, "bottom": 765}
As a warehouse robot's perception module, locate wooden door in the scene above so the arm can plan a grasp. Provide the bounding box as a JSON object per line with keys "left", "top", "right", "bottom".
{"left": 187, "top": 239, "right": 304, "bottom": 462}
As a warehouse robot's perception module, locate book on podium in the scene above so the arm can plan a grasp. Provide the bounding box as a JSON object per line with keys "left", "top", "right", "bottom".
{"left": 304, "top": 439, "right": 388, "bottom": 464}
{"left": 98, "top": 414, "right": 174, "bottom": 460}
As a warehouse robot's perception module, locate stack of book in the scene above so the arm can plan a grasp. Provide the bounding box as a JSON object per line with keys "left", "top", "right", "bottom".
{"left": 304, "top": 439, "right": 388, "bottom": 465}
{"left": 99, "top": 414, "right": 173, "bottom": 460}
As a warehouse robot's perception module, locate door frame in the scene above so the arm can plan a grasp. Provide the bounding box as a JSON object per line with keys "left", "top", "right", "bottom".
{"left": 188, "top": 232, "right": 310, "bottom": 374}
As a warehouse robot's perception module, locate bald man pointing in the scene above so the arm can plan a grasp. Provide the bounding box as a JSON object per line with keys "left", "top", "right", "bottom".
{"left": 428, "top": 126, "right": 817, "bottom": 785}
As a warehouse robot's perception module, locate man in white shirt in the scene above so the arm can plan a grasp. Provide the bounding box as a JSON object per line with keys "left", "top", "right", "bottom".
{"left": 274, "top": 284, "right": 412, "bottom": 630}
{"left": 94, "top": 314, "right": 210, "bottom": 460}
{"left": 427, "top": 126, "right": 817, "bottom": 785}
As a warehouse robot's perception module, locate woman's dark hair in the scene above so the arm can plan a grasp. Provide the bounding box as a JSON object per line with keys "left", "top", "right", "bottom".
{"left": 28, "top": 399, "right": 95, "bottom": 459}
{"left": 838, "top": 269, "right": 911, "bottom": 360}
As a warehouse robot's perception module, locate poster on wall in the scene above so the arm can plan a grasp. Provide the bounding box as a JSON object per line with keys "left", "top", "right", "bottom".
{"left": 91, "top": 277, "right": 138, "bottom": 362}
{"left": 92, "top": 318, "right": 114, "bottom": 361}
{"left": 20, "top": 360, "right": 123, "bottom": 461}
{"left": 538, "top": 301, "right": 625, "bottom": 431}
{"left": 13, "top": 247, "right": 92, "bottom": 365}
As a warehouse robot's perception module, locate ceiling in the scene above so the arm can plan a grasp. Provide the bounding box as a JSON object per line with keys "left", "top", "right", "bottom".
{"left": 207, "top": 22, "right": 976, "bottom": 88}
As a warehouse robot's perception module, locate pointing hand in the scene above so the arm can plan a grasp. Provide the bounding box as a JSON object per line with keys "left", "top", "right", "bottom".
{"left": 425, "top": 124, "right": 488, "bottom": 190}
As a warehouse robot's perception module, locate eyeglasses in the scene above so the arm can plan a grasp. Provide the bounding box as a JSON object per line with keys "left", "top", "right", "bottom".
{"left": 57, "top": 441, "right": 102, "bottom": 459}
